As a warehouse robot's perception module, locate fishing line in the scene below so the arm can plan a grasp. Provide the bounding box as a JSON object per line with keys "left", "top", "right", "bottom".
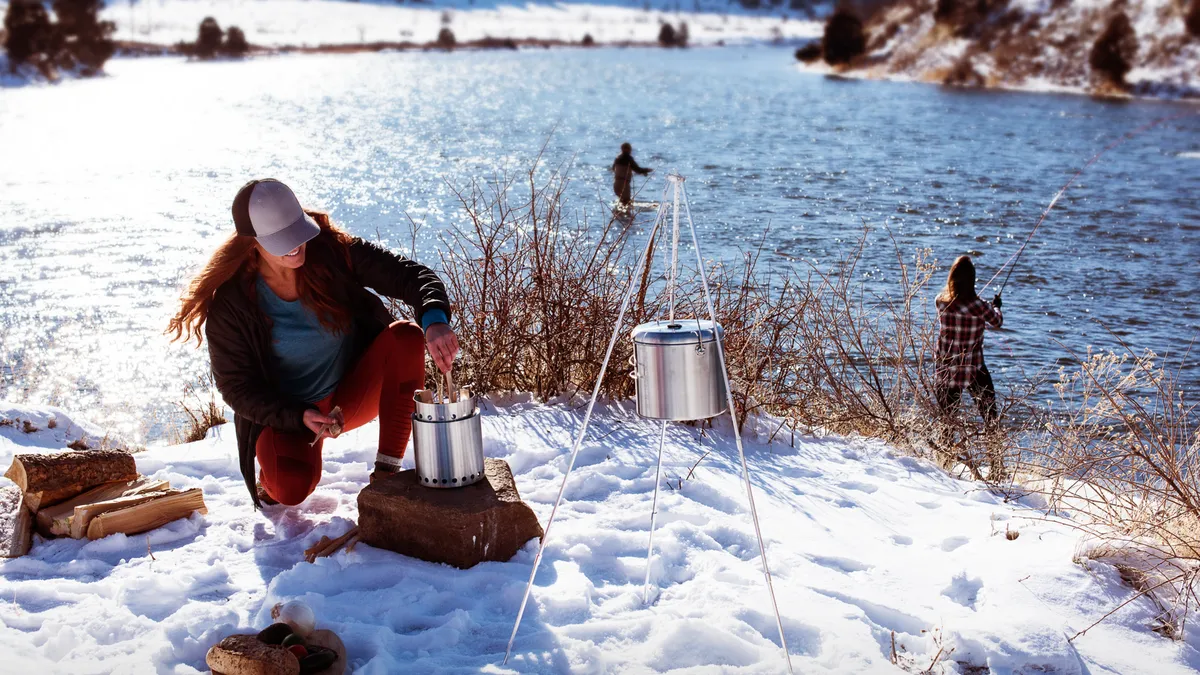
{"left": 982, "top": 109, "right": 1198, "bottom": 295}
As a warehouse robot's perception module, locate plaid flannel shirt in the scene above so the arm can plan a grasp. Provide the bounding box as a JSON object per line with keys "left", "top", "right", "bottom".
{"left": 935, "top": 297, "right": 1003, "bottom": 388}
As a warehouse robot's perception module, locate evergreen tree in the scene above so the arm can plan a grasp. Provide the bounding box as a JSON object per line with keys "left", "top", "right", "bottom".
{"left": 3, "top": 1, "right": 55, "bottom": 71}
{"left": 223, "top": 26, "right": 249, "bottom": 56}
{"left": 1089, "top": 12, "right": 1137, "bottom": 87}
{"left": 196, "top": 17, "right": 223, "bottom": 58}
{"left": 823, "top": 9, "right": 865, "bottom": 65}
{"left": 52, "top": 0, "right": 115, "bottom": 73}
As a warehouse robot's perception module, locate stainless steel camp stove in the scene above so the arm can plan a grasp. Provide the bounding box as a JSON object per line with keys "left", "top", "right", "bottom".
{"left": 411, "top": 375, "right": 485, "bottom": 488}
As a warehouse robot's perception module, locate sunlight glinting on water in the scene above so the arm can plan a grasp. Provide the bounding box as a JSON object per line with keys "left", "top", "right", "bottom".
{"left": 2, "top": 48, "right": 1198, "bottom": 442}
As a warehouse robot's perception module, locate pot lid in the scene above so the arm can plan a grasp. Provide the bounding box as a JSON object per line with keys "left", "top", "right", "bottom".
{"left": 631, "top": 319, "right": 724, "bottom": 345}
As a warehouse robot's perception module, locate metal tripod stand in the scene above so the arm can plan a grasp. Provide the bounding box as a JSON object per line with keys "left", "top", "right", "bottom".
{"left": 504, "top": 173, "right": 793, "bottom": 673}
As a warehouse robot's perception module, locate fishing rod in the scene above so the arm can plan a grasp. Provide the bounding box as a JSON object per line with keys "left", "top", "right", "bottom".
{"left": 983, "top": 109, "right": 1198, "bottom": 296}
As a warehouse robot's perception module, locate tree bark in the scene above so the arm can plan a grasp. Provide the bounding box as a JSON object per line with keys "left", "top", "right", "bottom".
{"left": 5, "top": 449, "right": 137, "bottom": 511}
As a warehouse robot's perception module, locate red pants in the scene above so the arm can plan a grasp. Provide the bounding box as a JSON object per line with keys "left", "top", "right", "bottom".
{"left": 258, "top": 321, "right": 425, "bottom": 505}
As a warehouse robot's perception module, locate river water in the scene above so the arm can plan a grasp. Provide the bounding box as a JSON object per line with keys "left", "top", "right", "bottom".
{"left": 1, "top": 47, "right": 1197, "bottom": 442}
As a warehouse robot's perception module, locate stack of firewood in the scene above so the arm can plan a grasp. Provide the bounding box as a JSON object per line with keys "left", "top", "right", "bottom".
{"left": 0, "top": 448, "right": 207, "bottom": 557}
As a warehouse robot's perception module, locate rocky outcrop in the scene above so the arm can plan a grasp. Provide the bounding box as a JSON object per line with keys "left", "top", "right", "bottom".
{"left": 358, "top": 458, "right": 543, "bottom": 569}
{"left": 808, "top": 0, "right": 1200, "bottom": 98}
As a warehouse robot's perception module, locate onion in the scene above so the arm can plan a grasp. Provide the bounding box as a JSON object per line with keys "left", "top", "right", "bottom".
{"left": 272, "top": 600, "right": 316, "bottom": 638}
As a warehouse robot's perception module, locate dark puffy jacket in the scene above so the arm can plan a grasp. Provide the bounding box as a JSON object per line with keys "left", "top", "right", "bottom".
{"left": 205, "top": 230, "right": 450, "bottom": 507}
{"left": 612, "top": 152, "right": 651, "bottom": 186}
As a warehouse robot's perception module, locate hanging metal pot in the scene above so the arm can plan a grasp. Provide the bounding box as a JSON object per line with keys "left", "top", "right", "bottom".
{"left": 411, "top": 374, "right": 485, "bottom": 488}
{"left": 631, "top": 319, "right": 727, "bottom": 421}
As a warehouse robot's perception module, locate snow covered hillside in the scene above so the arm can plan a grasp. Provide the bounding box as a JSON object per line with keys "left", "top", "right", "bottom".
{"left": 1, "top": 399, "right": 1196, "bottom": 673}
{"left": 0, "top": 0, "right": 826, "bottom": 48}
{"left": 808, "top": 0, "right": 1200, "bottom": 98}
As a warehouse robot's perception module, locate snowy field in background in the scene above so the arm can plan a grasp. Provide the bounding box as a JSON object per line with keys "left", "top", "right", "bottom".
{"left": 1, "top": 399, "right": 1197, "bottom": 674}
{"left": 46, "top": 0, "right": 825, "bottom": 47}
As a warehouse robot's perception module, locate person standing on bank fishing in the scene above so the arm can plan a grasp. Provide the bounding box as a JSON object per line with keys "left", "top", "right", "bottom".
{"left": 612, "top": 142, "right": 653, "bottom": 207}
{"left": 168, "top": 179, "right": 458, "bottom": 508}
{"left": 935, "top": 255, "right": 1003, "bottom": 426}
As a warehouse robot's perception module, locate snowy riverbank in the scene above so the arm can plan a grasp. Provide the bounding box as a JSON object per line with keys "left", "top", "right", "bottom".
{"left": 1, "top": 399, "right": 1196, "bottom": 673}
{"left": 808, "top": 0, "right": 1200, "bottom": 101}
{"left": 88, "top": 0, "right": 821, "bottom": 48}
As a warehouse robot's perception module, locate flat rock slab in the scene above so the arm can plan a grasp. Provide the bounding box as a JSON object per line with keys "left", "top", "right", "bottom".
{"left": 358, "top": 458, "right": 543, "bottom": 569}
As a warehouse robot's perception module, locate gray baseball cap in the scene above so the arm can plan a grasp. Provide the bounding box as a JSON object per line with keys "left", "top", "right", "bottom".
{"left": 231, "top": 179, "right": 320, "bottom": 256}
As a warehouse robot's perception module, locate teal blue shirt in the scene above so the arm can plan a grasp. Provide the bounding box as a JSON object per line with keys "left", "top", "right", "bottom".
{"left": 257, "top": 277, "right": 356, "bottom": 404}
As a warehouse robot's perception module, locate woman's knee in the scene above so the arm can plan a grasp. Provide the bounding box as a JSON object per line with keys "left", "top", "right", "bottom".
{"left": 265, "top": 459, "right": 319, "bottom": 505}
{"left": 385, "top": 321, "right": 425, "bottom": 349}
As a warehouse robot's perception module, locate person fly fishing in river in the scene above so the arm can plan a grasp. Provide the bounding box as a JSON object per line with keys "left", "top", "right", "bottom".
{"left": 934, "top": 255, "right": 1003, "bottom": 427}
{"left": 612, "top": 142, "right": 653, "bottom": 208}
{"left": 168, "top": 179, "right": 459, "bottom": 508}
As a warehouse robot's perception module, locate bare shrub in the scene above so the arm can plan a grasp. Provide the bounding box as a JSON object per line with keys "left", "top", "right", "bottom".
{"left": 1188, "top": 1, "right": 1200, "bottom": 38}
{"left": 1024, "top": 345, "right": 1200, "bottom": 634}
{"left": 427, "top": 158, "right": 1020, "bottom": 479}
{"left": 171, "top": 375, "right": 227, "bottom": 444}
{"left": 434, "top": 159, "right": 641, "bottom": 400}
{"left": 437, "top": 27, "right": 456, "bottom": 49}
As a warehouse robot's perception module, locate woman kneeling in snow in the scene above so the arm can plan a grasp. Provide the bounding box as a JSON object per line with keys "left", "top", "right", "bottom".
{"left": 169, "top": 179, "right": 458, "bottom": 508}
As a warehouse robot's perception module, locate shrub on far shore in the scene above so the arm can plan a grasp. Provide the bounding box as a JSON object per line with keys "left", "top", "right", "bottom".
{"left": 224, "top": 26, "right": 249, "bottom": 56}
{"left": 437, "top": 27, "right": 456, "bottom": 49}
{"left": 3, "top": 0, "right": 114, "bottom": 77}
{"left": 658, "top": 22, "right": 688, "bottom": 47}
{"left": 794, "top": 41, "right": 822, "bottom": 62}
{"left": 581, "top": 33, "right": 595, "bottom": 47}
{"left": 3, "top": 1, "right": 56, "bottom": 72}
{"left": 823, "top": 9, "right": 865, "bottom": 65}
{"left": 196, "top": 16, "right": 223, "bottom": 58}
{"left": 1089, "top": 11, "right": 1137, "bottom": 88}
{"left": 1186, "top": 0, "right": 1200, "bottom": 38}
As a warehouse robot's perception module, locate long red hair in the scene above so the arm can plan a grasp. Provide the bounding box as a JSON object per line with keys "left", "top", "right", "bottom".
{"left": 168, "top": 210, "right": 354, "bottom": 345}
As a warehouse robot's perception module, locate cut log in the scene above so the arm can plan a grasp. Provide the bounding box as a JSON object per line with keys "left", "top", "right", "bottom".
{"left": 72, "top": 489, "right": 173, "bottom": 539}
{"left": 6, "top": 449, "right": 137, "bottom": 510}
{"left": 38, "top": 477, "right": 170, "bottom": 537}
{"left": 86, "top": 488, "right": 207, "bottom": 540}
{"left": 0, "top": 486, "right": 33, "bottom": 558}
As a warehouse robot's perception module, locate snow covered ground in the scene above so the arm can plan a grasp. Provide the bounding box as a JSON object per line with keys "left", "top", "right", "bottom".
{"left": 66, "top": 0, "right": 822, "bottom": 47}
{"left": 2, "top": 399, "right": 1197, "bottom": 673}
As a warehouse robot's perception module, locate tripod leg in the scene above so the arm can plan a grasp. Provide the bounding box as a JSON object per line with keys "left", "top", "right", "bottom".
{"left": 643, "top": 420, "right": 668, "bottom": 604}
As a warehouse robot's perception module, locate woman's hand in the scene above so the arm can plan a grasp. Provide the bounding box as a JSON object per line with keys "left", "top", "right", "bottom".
{"left": 425, "top": 323, "right": 460, "bottom": 373}
{"left": 303, "top": 408, "right": 344, "bottom": 440}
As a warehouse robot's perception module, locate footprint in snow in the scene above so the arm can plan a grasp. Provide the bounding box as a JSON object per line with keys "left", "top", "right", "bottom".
{"left": 890, "top": 534, "right": 913, "bottom": 546}
{"left": 940, "top": 536, "right": 970, "bottom": 552}
{"left": 807, "top": 554, "right": 872, "bottom": 573}
{"left": 838, "top": 480, "right": 879, "bottom": 494}
{"left": 941, "top": 572, "right": 983, "bottom": 609}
